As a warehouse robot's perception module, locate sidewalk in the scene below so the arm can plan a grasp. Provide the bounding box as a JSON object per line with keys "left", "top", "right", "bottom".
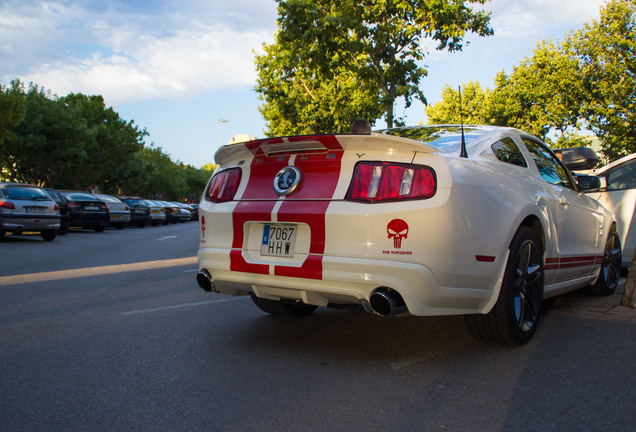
{"left": 545, "top": 278, "right": 636, "bottom": 323}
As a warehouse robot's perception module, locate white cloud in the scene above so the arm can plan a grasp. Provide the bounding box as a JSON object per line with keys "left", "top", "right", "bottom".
{"left": 1, "top": 0, "right": 276, "bottom": 104}
{"left": 487, "top": 0, "right": 605, "bottom": 38}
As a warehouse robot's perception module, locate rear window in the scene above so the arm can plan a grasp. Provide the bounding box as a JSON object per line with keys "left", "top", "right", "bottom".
{"left": 378, "top": 126, "right": 486, "bottom": 154}
{"left": 63, "top": 192, "right": 100, "bottom": 201}
{"left": 3, "top": 186, "right": 51, "bottom": 200}
{"left": 98, "top": 195, "right": 122, "bottom": 203}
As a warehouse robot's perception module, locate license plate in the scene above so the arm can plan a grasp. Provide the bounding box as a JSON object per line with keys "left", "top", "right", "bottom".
{"left": 84, "top": 205, "right": 99, "bottom": 211}
{"left": 261, "top": 224, "right": 296, "bottom": 257}
{"left": 25, "top": 207, "right": 46, "bottom": 213}
{"left": 111, "top": 215, "right": 122, "bottom": 220}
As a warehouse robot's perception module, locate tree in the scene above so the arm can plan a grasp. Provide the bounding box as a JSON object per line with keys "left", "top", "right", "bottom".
{"left": 425, "top": 80, "right": 491, "bottom": 125}
{"left": 60, "top": 93, "right": 147, "bottom": 190}
{"left": 424, "top": 0, "right": 634, "bottom": 157}
{"left": 570, "top": 0, "right": 636, "bottom": 160}
{"left": 2, "top": 82, "right": 90, "bottom": 186}
{"left": 256, "top": 0, "right": 493, "bottom": 135}
{"left": 256, "top": 43, "right": 381, "bottom": 135}
{"left": 0, "top": 80, "right": 26, "bottom": 149}
{"left": 0, "top": 78, "right": 221, "bottom": 200}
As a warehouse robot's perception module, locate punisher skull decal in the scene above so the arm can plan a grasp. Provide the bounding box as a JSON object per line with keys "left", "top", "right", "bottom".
{"left": 387, "top": 219, "right": 409, "bottom": 249}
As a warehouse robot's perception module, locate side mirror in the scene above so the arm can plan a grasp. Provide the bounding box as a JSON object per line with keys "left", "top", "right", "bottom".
{"left": 577, "top": 175, "right": 603, "bottom": 191}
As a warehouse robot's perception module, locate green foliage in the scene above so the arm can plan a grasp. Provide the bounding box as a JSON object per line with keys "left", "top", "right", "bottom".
{"left": 570, "top": 0, "right": 636, "bottom": 160}
{"left": 0, "top": 80, "right": 26, "bottom": 148}
{"left": 0, "top": 79, "right": 211, "bottom": 200}
{"left": 425, "top": 0, "right": 635, "bottom": 160}
{"left": 2, "top": 82, "right": 90, "bottom": 186}
{"left": 425, "top": 80, "right": 491, "bottom": 125}
{"left": 256, "top": 0, "right": 493, "bottom": 135}
{"left": 488, "top": 39, "right": 585, "bottom": 141}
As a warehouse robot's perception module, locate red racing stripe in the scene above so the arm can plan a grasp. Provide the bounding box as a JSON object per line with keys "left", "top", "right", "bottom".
{"left": 229, "top": 136, "right": 344, "bottom": 280}
{"left": 545, "top": 255, "right": 604, "bottom": 271}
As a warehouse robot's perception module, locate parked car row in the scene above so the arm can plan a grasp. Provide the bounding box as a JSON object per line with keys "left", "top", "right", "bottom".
{"left": 1, "top": 182, "right": 198, "bottom": 242}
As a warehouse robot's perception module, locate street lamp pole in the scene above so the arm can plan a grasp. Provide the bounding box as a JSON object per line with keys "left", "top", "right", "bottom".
{"left": 218, "top": 118, "right": 229, "bottom": 146}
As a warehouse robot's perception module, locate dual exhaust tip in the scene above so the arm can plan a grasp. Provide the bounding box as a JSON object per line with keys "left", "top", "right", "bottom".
{"left": 369, "top": 288, "right": 407, "bottom": 317}
{"left": 196, "top": 270, "right": 215, "bottom": 292}
{"left": 197, "top": 271, "right": 405, "bottom": 317}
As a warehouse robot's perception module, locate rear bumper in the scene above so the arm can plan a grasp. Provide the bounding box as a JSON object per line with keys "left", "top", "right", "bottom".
{"left": 109, "top": 212, "right": 131, "bottom": 224}
{"left": 197, "top": 247, "right": 504, "bottom": 316}
{"left": 69, "top": 212, "right": 109, "bottom": 227}
{"left": 0, "top": 214, "right": 60, "bottom": 231}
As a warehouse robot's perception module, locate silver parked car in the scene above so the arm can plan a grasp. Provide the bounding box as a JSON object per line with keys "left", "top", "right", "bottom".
{"left": 143, "top": 200, "right": 167, "bottom": 226}
{"left": 95, "top": 194, "right": 131, "bottom": 229}
{"left": 171, "top": 202, "right": 192, "bottom": 222}
{"left": 0, "top": 182, "right": 60, "bottom": 241}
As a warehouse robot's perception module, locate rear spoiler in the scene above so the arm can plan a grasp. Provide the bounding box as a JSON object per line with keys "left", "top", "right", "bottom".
{"left": 214, "top": 133, "right": 441, "bottom": 165}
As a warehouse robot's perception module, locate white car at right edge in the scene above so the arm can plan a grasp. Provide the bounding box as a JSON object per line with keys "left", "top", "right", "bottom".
{"left": 196, "top": 125, "right": 621, "bottom": 345}
{"left": 586, "top": 153, "right": 636, "bottom": 267}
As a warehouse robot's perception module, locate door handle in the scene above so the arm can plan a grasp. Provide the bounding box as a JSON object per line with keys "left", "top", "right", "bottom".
{"left": 559, "top": 197, "right": 570, "bottom": 206}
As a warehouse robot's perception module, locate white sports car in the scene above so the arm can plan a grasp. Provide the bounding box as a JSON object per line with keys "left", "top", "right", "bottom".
{"left": 197, "top": 125, "right": 621, "bottom": 344}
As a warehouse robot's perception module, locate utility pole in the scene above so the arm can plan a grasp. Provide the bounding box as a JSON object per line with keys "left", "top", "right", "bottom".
{"left": 218, "top": 119, "right": 229, "bottom": 146}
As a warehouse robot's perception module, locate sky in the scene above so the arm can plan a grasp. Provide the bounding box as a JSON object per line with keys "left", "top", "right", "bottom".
{"left": 1, "top": 0, "right": 608, "bottom": 168}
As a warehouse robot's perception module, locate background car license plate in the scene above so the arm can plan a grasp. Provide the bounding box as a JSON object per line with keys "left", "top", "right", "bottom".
{"left": 84, "top": 205, "right": 99, "bottom": 211}
{"left": 261, "top": 224, "right": 296, "bottom": 257}
{"left": 25, "top": 207, "right": 46, "bottom": 213}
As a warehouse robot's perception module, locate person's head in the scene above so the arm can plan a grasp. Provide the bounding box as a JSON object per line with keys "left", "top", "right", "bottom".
{"left": 351, "top": 119, "right": 372, "bottom": 134}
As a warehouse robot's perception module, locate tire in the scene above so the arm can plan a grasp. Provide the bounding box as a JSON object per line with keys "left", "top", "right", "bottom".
{"left": 151, "top": 220, "right": 159, "bottom": 227}
{"left": 250, "top": 294, "right": 317, "bottom": 317}
{"left": 137, "top": 222, "right": 146, "bottom": 228}
{"left": 465, "top": 226, "right": 544, "bottom": 345}
{"left": 94, "top": 225, "right": 106, "bottom": 233}
{"left": 585, "top": 225, "right": 621, "bottom": 296}
{"left": 41, "top": 230, "right": 57, "bottom": 241}
{"left": 114, "top": 223, "right": 125, "bottom": 230}
{"left": 58, "top": 225, "right": 69, "bottom": 235}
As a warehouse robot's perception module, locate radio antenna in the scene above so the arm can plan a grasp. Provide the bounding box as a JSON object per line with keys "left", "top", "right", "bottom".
{"left": 458, "top": 86, "right": 468, "bottom": 158}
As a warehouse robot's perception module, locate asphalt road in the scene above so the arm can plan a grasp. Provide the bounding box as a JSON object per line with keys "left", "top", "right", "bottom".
{"left": 1, "top": 222, "right": 636, "bottom": 432}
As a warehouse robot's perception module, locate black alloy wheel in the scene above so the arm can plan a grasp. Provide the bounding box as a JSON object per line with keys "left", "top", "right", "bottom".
{"left": 585, "top": 225, "right": 621, "bottom": 296}
{"left": 465, "top": 226, "right": 544, "bottom": 345}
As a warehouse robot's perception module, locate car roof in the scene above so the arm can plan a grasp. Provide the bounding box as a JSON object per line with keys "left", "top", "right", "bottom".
{"left": 0, "top": 182, "right": 43, "bottom": 189}
{"left": 593, "top": 153, "right": 636, "bottom": 175}
{"left": 96, "top": 194, "right": 122, "bottom": 203}
{"left": 60, "top": 191, "right": 100, "bottom": 199}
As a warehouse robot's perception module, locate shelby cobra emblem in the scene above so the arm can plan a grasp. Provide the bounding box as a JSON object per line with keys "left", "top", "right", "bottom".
{"left": 274, "top": 166, "right": 302, "bottom": 196}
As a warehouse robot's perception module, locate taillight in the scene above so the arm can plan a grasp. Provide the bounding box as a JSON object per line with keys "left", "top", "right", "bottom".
{"left": 0, "top": 200, "right": 16, "bottom": 210}
{"left": 54, "top": 204, "right": 59, "bottom": 211}
{"left": 205, "top": 168, "right": 242, "bottom": 203}
{"left": 346, "top": 162, "right": 436, "bottom": 202}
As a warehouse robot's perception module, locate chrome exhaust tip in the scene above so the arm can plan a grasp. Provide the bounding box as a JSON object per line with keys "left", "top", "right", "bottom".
{"left": 196, "top": 270, "right": 215, "bottom": 292}
{"left": 369, "top": 289, "right": 407, "bottom": 317}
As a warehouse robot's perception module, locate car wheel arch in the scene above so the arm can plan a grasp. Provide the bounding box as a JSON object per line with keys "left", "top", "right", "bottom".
{"left": 518, "top": 215, "right": 545, "bottom": 253}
